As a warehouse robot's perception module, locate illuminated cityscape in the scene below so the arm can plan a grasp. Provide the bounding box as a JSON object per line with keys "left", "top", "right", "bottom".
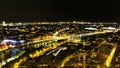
{"left": 0, "top": 21, "right": 120, "bottom": 68}
{"left": 0, "top": 0, "right": 118, "bottom": 68}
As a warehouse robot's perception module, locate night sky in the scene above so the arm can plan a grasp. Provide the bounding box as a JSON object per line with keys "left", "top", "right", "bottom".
{"left": 0, "top": 0, "right": 119, "bottom": 22}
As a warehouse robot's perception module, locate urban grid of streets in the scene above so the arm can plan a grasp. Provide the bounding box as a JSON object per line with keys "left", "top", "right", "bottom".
{"left": 0, "top": 22, "right": 120, "bottom": 68}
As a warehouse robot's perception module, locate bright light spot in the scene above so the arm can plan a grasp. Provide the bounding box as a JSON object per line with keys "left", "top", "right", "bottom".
{"left": 19, "top": 40, "right": 25, "bottom": 43}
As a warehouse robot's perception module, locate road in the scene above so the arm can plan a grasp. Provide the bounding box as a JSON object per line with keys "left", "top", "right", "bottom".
{"left": 105, "top": 44, "right": 117, "bottom": 67}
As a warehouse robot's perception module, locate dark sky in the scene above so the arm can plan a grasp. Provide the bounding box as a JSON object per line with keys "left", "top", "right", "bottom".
{"left": 0, "top": 0, "right": 119, "bottom": 22}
